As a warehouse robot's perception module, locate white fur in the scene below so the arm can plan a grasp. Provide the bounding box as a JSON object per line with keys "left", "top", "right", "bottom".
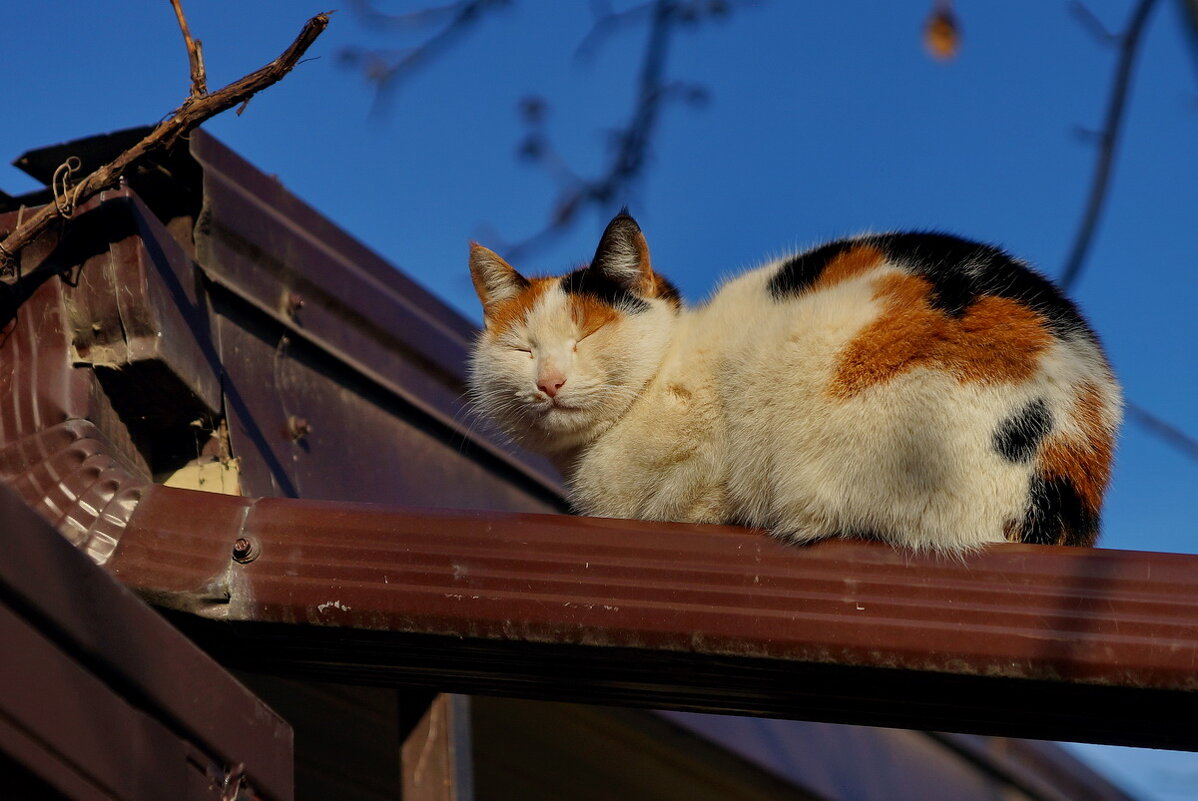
{"left": 469, "top": 255, "right": 1119, "bottom": 552}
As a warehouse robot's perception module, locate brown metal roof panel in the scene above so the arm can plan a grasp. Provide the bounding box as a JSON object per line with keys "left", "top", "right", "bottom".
{"left": 189, "top": 131, "right": 476, "bottom": 348}
{"left": 212, "top": 293, "right": 561, "bottom": 510}
{"left": 0, "top": 484, "right": 293, "bottom": 800}
{"left": 188, "top": 132, "right": 563, "bottom": 498}
{"left": 0, "top": 603, "right": 219, "bottom": 800}
{"left": 3, "top": 185, "right": 561, "bottom": 565}
{"left": 110, "top": 485, "right": 1198, "bottom": 750}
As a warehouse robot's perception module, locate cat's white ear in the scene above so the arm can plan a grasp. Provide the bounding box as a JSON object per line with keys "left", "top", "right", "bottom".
{"left": 590, "top": 211, "right": 654, "bottom": 293}
{"left": 470, "top": 243, "right": 529, "bottom": 309}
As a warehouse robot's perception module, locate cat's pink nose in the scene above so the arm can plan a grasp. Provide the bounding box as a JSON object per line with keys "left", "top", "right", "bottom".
{"left": 538, "top": 373, "right": 566, "bottom": 398}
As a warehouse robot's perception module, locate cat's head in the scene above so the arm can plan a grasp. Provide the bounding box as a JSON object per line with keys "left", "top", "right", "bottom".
{"left": 467, "top": 212, "right": 681, "bottom": 453}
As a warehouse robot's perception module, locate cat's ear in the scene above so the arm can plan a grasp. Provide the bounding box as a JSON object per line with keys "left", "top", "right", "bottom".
{"left": 590, "top": 211, "right": 654, "bottom": 293}
{"left": 470, "top": 243, "right": 530, "bottom": 310}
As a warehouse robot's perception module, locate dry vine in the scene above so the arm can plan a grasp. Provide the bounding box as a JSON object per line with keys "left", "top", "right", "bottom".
{"left": 0, "top": 9, "right": 331, "bottom": 274}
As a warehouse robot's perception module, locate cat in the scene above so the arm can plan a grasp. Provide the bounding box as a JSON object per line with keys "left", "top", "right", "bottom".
{"left": 467, "top": 211, "right": 1121, "bottom": 551}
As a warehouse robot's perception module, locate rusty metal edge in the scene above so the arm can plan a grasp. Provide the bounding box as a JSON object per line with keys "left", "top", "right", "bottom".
{"left": 107, "top": 483, "right": 1198, "bottom": 752}
{"left": 0, "top": 483, "right": 294, "bottom": 801}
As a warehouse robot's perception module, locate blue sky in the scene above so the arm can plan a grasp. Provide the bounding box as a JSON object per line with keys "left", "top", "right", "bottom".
{"left": 3, "top": 2, "right": 1196, "bottom": 797}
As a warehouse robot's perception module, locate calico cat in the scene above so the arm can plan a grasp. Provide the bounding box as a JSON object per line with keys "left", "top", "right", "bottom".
{"left": 468, "top": 212, "right": 1121, "bottom": 551}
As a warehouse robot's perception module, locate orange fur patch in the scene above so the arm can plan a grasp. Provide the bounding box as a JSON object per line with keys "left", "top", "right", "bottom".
{"left": 830, "top": 272, "right": 1053, "bottom": 398}
{"left": 1038, "top": 382, "right": 1115, "bottom": 525}
{"left": 814, "top": 245, "right": 885, "bottom": 290}
{"left": 484, "top": 278, "right": 552, "bottom": 336}
{"left": 569, "top": 291, "right": 620, "bottom": 337}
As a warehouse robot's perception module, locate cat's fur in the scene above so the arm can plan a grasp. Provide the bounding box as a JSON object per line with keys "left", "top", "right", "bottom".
{"left": 468, "top": 212, "right": 1121, "bottom": 551}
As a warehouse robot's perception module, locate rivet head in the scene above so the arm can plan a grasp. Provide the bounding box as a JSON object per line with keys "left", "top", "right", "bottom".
{"left": 231, "top": 537, "right": 258, "bottom": 563}
{"left": 287, "top": 415, "right": 312, "bottom": 441}
{"left": 285, "top": 292, "right": 305, "bottom": 317}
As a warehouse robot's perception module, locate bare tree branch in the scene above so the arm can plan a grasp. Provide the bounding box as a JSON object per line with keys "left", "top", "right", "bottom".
{"left": 1128, "top": 401, "right": 1198, "bottom": 461}
{"left": 500, "top": 0, "right": 686, "bottom": 258}
{"left": 346, "top": 0, "right": 494, "bottom": 31}
{"left": 1069, "top": 1, "right": 1118, "bottom": 43}
{"left": 576, "top": 1, "right": 656, "bottom": 60}
{"left": 1061, "top": 0, "right": 1160, "bottom": 290}
{"left": 1179, "top": 0, "right": 1198, "bottom": 80}
{"left": 0, "top": 12, "right": 331, "bottom": 272}
{"left": 338, "top": 0, "right": 510, "bottom": 111}
{"left": 170, "top": 0, "right": 208, "bottom": 97}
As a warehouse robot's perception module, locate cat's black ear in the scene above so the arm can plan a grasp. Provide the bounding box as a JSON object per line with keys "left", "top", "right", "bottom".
{"left": 590, "top": 211, "right": 653, "bottom": 293}
{"left": 470, "top": 243, "right": 530, "bottom": 309}
{"left": 589, "top": 212, "right": 681, "bottom": 307}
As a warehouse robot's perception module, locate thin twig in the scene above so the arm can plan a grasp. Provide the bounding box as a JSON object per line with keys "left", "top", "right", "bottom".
{"left": 1069, "top": 1, "right": 1117, "bottom": 43}
{"left": 1128, "top": 402, "right": 1198, "bottom": 461}
{"left": 501, "top": 0, "right": 680, "bottom": 259}
{"left": 1182, "top": 0, "right": 1198, "bottom": 80}
{"left": 576, "top": 1, "right": 655, "bottom": 60}
{"left": 1060, "top": 0, "right": 1159, "bottom": 290}
{"left": 0, "top": 12, "right": 331, "bottom": 271}
{"left": 346, "top": 0, "right": 486, "bottom": 31}
{"left": 340, "top": 0, "right": 509, "bottom": 111}
{"left": 170, "top": 0, "right": 208, "bottom": 96}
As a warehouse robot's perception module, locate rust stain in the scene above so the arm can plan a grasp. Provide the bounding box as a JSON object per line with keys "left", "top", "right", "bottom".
{"left": 814, "top": 245, "right": 885, "bottom": 290}
{"left": 829, "top": 272, "right": 1052, "bottom": 398}
{"left": 1039, "top": 381, "right": 1115, "bottom": 523}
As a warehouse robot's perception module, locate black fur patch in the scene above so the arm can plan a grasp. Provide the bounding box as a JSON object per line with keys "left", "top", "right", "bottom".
{"left": 868, "top": 233, "right": 988, "bottom": 316}
{"left": 560, "top": 266, "right": 650, "bottom": 313}
{"left": 768, "top": 231, "right": 1100, "bottom": 345}
{"left": 869, "top": 232, "right": 1098, "bottom": 343}
{"left": 1019, "top": 473, "right": 1098, "bottom": 546}
{"left": 993, "top": 399, "right": 1053, "bottom": 463}
{"left": 766, "top": 241, "right": 850, "bottom": 299}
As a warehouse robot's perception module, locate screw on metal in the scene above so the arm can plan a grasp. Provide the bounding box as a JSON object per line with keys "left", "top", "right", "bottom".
{"left": 287, "top": 415, "right": 312, "bottom": 441}
{"left": 231, "top": 537, "right": 259, "bottom": 564}
{"left": 284, "top": 291, "right": 304, "bottom": 317}
{"left": 220, "top": 762, "right": 246, "bottom": 801}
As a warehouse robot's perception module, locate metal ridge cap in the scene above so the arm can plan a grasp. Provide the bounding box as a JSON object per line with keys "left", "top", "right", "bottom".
{"left": 108, "top": 484, "right": 1198, "bottom": 750}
